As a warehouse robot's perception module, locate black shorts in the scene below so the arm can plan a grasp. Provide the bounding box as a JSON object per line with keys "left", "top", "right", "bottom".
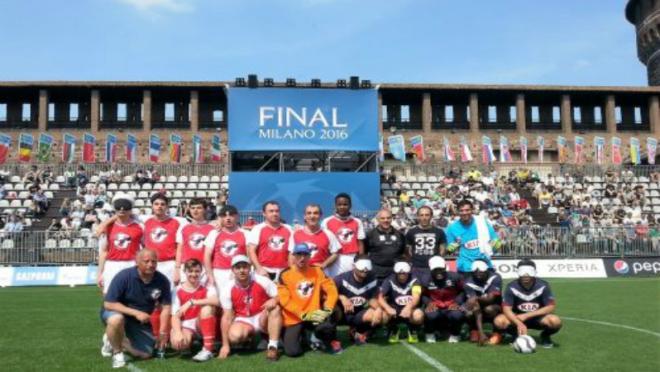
{"left": 344, "top": 308, "right": 369, "bottom": 327}
{"left": 522, "top": 315, "right": 548, "bottom": 330}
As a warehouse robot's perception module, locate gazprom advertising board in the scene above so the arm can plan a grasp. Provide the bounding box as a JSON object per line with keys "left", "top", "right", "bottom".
{"left": 228, "top": 88, "right": 378, "bottom": 151}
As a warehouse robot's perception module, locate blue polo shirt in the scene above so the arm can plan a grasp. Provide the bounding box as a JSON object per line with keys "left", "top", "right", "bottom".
{"left": 104, "top": 267, "right": 171, "bottom": 314}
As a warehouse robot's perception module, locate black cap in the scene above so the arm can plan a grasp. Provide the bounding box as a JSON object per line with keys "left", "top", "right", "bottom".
{"left": 219, "top": 205, "right": 239, "bottom": 216}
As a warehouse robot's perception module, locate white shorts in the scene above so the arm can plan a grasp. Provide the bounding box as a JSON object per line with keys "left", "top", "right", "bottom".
{"left": 181, "top": 318, "right": 200, "bottom": 333}
{"left": 212, "top": 268, "right": 233, "bottom": 290}
{"left": 157, "top": 260, "right": 176, "bottom": 289}
{"left": 102, "top": 260, "right": 135, "bottom": 294}
{"left": 235, "top": 312, "right": 266, "bottom": 333}
{"left": 327, "top": 254, "right": 355, "bottom": 278}
{"left": 179, "top": 266, "right": 209, "bottom": 287}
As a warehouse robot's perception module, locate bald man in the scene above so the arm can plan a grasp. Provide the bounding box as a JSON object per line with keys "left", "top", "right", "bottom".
{"left": 363, "top": 209, "right": 406, "bottom": 281}
{"left": 101, "top": 249, "right": 172, "bottom": 369}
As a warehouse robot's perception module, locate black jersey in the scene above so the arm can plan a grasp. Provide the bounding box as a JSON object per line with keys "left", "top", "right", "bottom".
{"left": 405, "top": 225, "right": 447, "bottom": 269}
{"left": 333, "top": 271, "right": 379, "bottom": 311}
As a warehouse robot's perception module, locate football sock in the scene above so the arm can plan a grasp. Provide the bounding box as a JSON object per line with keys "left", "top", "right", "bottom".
{"left": 200, "top": 316, "right": 217, "bottom": 351}
{"left": 151, "top": 308, "right": 161, "bottom": 337}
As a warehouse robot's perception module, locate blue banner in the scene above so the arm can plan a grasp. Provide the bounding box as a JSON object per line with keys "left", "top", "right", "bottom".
{"left": 228, "top": 88, "right": 378, "bottom": 151}
{"left": 229, "top": 172, "right": 380, "bottom": 222}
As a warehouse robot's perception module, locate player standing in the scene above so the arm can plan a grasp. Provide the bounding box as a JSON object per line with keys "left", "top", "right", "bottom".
{"left": 247, "top": 201, "right": 294, "bottom": 281}
{"left": 204, "top": 205, "right": 248, "bottom": 290}
{"left": 405, "top": 206, "right": 446, "bottom": 277}
{"left": 173, "top": 198, "right": 214, "bottom": 286}
{"left": 322, "top": 193, "right": 366, "bottom": 277}
{"left": 294, "top": 204, "right": 341, "bottom": 274}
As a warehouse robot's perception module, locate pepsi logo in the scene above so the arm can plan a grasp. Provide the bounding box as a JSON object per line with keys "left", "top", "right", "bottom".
{"left": 614, "top": 260, "right": 629, "bottom": 274}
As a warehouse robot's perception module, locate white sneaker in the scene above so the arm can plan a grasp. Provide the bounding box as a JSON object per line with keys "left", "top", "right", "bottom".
{"left": 112, "top": 352, "right": 127, "bottom": 369}
{"left": 101, "top": 334, "right": 112, "bottom": 358}
{"left": 448, "top": 335, "right": 460, "bottom": 344}
{"left": 425, "top": 333, "right": 436, "bottom": 344}
{"left": 192, "top": 348, "right": 214, "bottom": 362}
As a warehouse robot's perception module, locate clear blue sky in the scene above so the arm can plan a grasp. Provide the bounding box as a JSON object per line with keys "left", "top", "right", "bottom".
{"left": 0, "top": 0, "right": 646, "bottom": 86}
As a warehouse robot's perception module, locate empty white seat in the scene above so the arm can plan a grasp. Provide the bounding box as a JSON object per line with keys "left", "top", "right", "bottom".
{"left": 44, "top": 191, "right": 54, "bottom": 199}
{"left": 24, "top": 218, "right": 32, "bottom": 227}
{"left": 200, "top": 176, "right": 210, "bottom": 182}
{"left": 22, "top": 200, "right": 33, "bottom": 208}
{"left": 211, "top": 175, "right": 221, "bottom": 182}
{"left": 185, "top": 190, "right": 195, "bottom": 198}
{"left": 210, "top": 183, "right": 220, "bottom": 189}
{"left": 165, "top": 183, "right": 175, "bottom": 189}
{"left": 72, "top": 239, "right": 86, "bottom": 248}
{"left": 179, "top": 176, "right": 188, "bottom": 183}
{"left": 10, "top": 200, "right": 21, "bottom": 207}
{"left": 173, "top": 190, "right": 183, "bottom": 198}
{"left": 171, "top": 199, "right": 180, "bottom": 206}
{"left": 198, "top": 183, "right": 208, "bottom": 190}
{"left": 153, "top": 183, "right": 163, "bottom": 189}
{"left": 135, "top": 199, "right": 145, "bottom": 207}
{"left": 418, "top": 176, "right": 427, "bottom": 182}
{"left": 167, "top": 175, "right": 177, "bottom": 182}
{"left": 55, "top": 176, "right": 65, "bottom": 183}
{"left": 14, "top": 184, "right": 24, "bottom": 190}
{"left": 45, "top": 239, "right": 57, "bottom": 248}
{"left": 90, "top": 175, "right": 99, "bottom": 183}
{"left": 138, "top": 191, "right": 149, "bottom": 198}
{"left": 142, "top": 183, "right": 152, "bottom": 190}
{"left": 190, "top": 176, "right": 199, "bottom": 182}
{"left": 132, "top": 208, "right": 140, "bottom": 215}
{"left": 412, "top": 183, "right": 421, "bottom": 190}
{"left": 2, "top": 240, "right": 14, "bottom": 249}
{"left": 196, "top": 191, "right": 206, "bottom": 198}
{"left": 208, "top": 191, "right": 219, "bottom": 198}
{"left": 10, "top": 176, "right": 20, "bottom": 183}
{"left": 0, "top": 200, "right": 9, "bottom": 207}
{"left": 59, "top": 239, "right": 71, "bottom": 248}
{"left": 4, "top": 184, "right": 13, "bottom": 190}
{"left": 18, "top": 191, "right": 30, "bottom": 199}
{"left": 221, "top": 175, "right": 229, "bottom": 182}
{"left": 408, "top": 176, "right": 418, "bottom": 182}
{"left": 119, "top": 183, "right": 129, "bottom": 190}
{"left": 49, "top": 183, "right": 60, "bottom": 191}
{"left": 186, "top": 183, "right": 197, "bottom": 190}
{"left": 108, "top": 183, "right": 118, "bottom": 190}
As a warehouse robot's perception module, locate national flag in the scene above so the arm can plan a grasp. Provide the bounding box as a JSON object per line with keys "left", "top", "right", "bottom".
{"left": 387, "top": 135, "right": 406, "bottom": 162}
{"left": 410, "top": 135, "right": 425, "bottom": 162}
{"left": 192, "top": 134, "right": 203, "bottom": 163}
{"left": 557, "top": 136, "right": 568, "bottom": 163}
{"left": 0, "top": 133, "right": 11, "bottom": 164}
{"left": 594, "top": 136, "right": 605, "bottom": 165}
{"left": 37, "top": 133, "right": 53, "bottom": 162}
{"left": 460, "top": 136, "right": 472, "bottom": 162}
{"left": 520, "top": 136, "right": 528, "bottom": 163}
{"left": 126, "top": 134, "right": 138, "bottom": 163}
{"left": 169, "top": 133, "right": 182, "bottom": 163}
{"left": 443, "top": 137, "right": 455, "bottom": 161}
{"left": 630, "top": 137, "right": 641, "bottom": 165}
{"left": 378, "top": 135, "right": 385, "bottom": 162}
{"left": 18, "top": 133, "right": 33, "bottom": 162}
{"left": 105, "top": 134, "right": 118, "bottom": 163}
{"left": 574, "top": 136, "right": 585, "bottom": 164}
{"left": 62, "top": 133, "right": 76, "bottom": 163}
{"left": 149, "top": 134, "right": 161, "bottom": 163}
{"left": 612, "top": 137, "right": 622, "bottom": 165}
{"left": 211, "top": 134, "right": 222, "bottom": 162}
{"left": 482, "top": 136, "right": 496, "bottom": 164}
{"left": 83, "top": 133, "right": 96, "bottom": 163}
{"left": 499, "top": 135, "right": 512, "bottom": 163}
{"left": 537, "top": 136, "right": 545, "bottom": 162}
{"left": 647, "top": 137, "right": 657, "bottom": 165}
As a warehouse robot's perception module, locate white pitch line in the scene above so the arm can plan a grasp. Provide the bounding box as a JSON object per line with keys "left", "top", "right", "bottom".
{"left": 127, "top": 363, "right": 145, "bottom": 372}
{"left": 402, "top": 343, "right": 453, "bottom": 372}
{"left": 563, "top": 316, "right": 660, "bottom": 338}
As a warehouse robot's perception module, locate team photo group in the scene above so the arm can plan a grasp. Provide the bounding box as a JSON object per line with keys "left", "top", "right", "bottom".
{"left": 97, "top": 191, "right": 562, "bottom": 369}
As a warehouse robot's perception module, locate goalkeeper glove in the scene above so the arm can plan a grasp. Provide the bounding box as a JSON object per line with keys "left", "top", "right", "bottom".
{"left": 491, "top": 239, "right": 502, "bottom": 251}
{"left": 447, "top": 242, "right": 460, "bottom": 253}
{"left": 302, "top": 309, "right": 332, "bottom": 324}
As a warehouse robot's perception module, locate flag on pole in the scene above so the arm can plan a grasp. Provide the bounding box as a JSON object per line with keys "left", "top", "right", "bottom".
{"left": 62, "top": 133, "right": 76, "bottom": 163}
{"left": 105, "top": 134, "right": 118, "bottom": 163}
{"left": 169, "top": 133, "right": 182, "bottom": 163}
{"left": 647, "top": 137, "right": 657, "bottom": 165}
{"left": 83, "top": 133, "right": 96, "bottom": 163}
{"left": 557, "top": 136, "right": 568, "bottom": 163}
{"left": 630, "top": 137, "right": 641, "bottom": 165}
{"left": 18, "top": 133, "right": 33, "bottom": 162}
{"left": 149, "top": 134, "right": 161, "bottom": 163}
{"left": 520, "top": 136, "right": 528, "bottom": 163}
{"left": 443, "top": 137, "right": 455, "bottom": 161}
{"left": 126, "top": 134, "right": 137, "bottom": 163}
{"left": 594, "top": 136, "right": 605, "bottom": 165}
{"left": 612, "top": 137, "right": 622, "bottom": 165}
{"left": 211, "top": 134, "right": 222, "bottom": 162}
{"left": 460, "top": 136, "right": 473, "bottom": 162}
{"left": 482, "top": 136, "right": 496, "bottom": 164}
{"left": 0, "top": 133, "right": 11, "bottom": 164}
{"left": 499, "top": 135, "right": 512, "bottom": 163}
{"left": 37, "top": 133, "right": 53, "bottom": 162}
{"left": 410, "top": 135, "right": 425, "bottom": 162}
{"left": 192, "top": 134, "right": 203, "bottom": 163}
{"left": 537, "top": 136, "right": 545, "bottom": 162}
{"left": 378, "top": 135, "right": 385, "bottom": 162}
{"left": 574, "top": 136, "right": 585, "bottom": 164}
{"left": 387, "top": 135, "right": 406, "bottom": 162}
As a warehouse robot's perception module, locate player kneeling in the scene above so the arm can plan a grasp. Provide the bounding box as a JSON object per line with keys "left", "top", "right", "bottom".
{"left": 334, "top": 255, "right": 386, "bottom": 345}
{"left": 493, "top": 259, "right": 562, "bottom": 348}
{"left": 378, "top": 260, "right": 424, "bottom": 343}
{"left": 420, "top": 256, "right": 465, "bottom": 344}
{"left": 463, "top": 260, "right": 503, "bottom": 345}
{"left": 219, "top": 255, "right": 282, "bottom": 361}
{"left": 170, "top": 259, "right": 218, "bottom": 362}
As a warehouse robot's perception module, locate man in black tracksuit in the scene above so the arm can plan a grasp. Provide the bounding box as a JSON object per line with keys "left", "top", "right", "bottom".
{"left": 364, "top": 209, "right": 406, "bottom": 282}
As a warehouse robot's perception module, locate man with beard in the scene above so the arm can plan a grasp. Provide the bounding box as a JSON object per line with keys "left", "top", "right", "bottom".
{"left": 204, "top": 205, "right": 248, "bottom": 290}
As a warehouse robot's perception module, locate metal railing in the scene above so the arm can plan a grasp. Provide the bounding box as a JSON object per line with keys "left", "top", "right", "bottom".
{"left": 1, "top": 226, "right": 657, "bottom": 266}
{"left": 0, "top": 162, "right": 228, "bottom": 177}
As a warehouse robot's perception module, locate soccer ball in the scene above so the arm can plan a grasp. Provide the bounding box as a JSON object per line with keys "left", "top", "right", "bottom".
{"left": 513, "top": 335, "right": 536, "bottom": 354}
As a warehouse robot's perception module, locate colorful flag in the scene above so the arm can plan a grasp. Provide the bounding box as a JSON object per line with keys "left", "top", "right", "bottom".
{"left": 460, "top": 136, "right": 473, "bottom": 162}
{"left": 149, "top": 134, "right": 161, "bottom": 163}
{"left": 83, "top": 133, "right": 96, "bottom": 163}
{"left": 520, "top": 136, "right": 528, "bottom": 163}
{"left": 192, "top": 134, "right": 203, "bottom": 163}
{"left": 0, "top": 133, "right": 11, "bottom": 164}
{"left": 410, "top": 135, "right": 425, "bottom": 162}
{"left": 594, "top": 136, "right": 605, "bottom": 165}
{"left": 37, "top": 133, "right": 53, "bottom": 162}
{"left": 169, "top": 133, "right": 182, "bottom": 163}
{"left": 557, "top": 136, "right": 568, "bottom": 163}
{"left": 647, "top": 137, "right": 657, "bottom": 165}
{"left": 612, "top": 137, "right": 622, "bottom": 165}
{"left": 126, "top": 134, "right": 138, "bottom": 163}
{"left": 105, "top": 134, "right": 118, "bottom": 163}
{"left": 211, "top": 134, "right": 222, "bottom": 162}
{"left": 443, "top": 137, "right": 455, "bottom": 162}
{"left": 18, "top": 133, "right": 33, "bottom": 162}
{"left": 499, "top": 135, "right": 512, "bottom": 163}
{"left": 482, "top": 136, "right": 496, "bottom": 164}
{"left": 537, "top": 136, "right": 545, "bottom": 162}
{"left": 630, "top": 137, "right": 641, "bottom": 165}
{"left": 62, "top": 133, "right": 76, "bottom": 163}
{"left": 387, "top": 135, "right": 406, "bottom": 162}
{"left": 378, "top": 135, "right": 385, "bottom": 162}
{"left": 574, "top": 136, "right": 585, "bottom": 164}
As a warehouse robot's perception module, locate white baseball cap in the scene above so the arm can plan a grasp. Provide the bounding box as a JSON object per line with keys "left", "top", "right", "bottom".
{"left": 393, "top": 261, "right": 412, "bottom": 274}
{"left": 428, "top": 256, "right": 447, "bottom": 270}
{"left": 471, "top": 260, "right": 489, "bottom": 272}
{"left": 231, "top": 255, "right": 250, "bottom": 267}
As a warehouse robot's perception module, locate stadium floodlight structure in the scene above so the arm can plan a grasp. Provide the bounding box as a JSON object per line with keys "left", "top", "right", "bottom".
{"left": 263, "top": 78, "right": 274, "bottom": 87}
{"left": 350, "top": 76, "right": 360, "bottom": 89}
{"left": 361, "top": 80, "right": 372, "bottom": 89}
{"left": 234, "top": 77, "right": 246, "bottom": 87}
{"left": 311, "top": 79, "right": 322, "bottom": 88}
{"left": 336, "top": 79, "right": 347, "bottom": 88}
{"left": 248, "top": 74, "right": 258, "bottom": 88}
{"left": 286, "top": 78, "right": 297, "bottom": 87}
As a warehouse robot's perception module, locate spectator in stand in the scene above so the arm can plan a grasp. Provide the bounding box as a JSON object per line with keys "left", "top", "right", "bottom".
{"left": 76, "top": 166, "right": 89, "bottom": 188}
{"left": 2, "top": 214, "right": 24, "bottom": 239}
{"left": 0, "top": 184, "right": 6, "bottom": 200}
{"left": 47, "top": 218, "right": 64, "bottom": 238}
{"left": 99, "top": 166, "right": 111, "bottom": 186}
{"left": 134, "top": 169, "right": 149, "bottom": 186}
{"left": 109, "top": 166, "right": 122, "bottom": 183}
{"left": 22, "top": 165, "right": 39, "bottom": 184}
{"left": 59, "top": 198, "right": 71, "bottom": 217}
{"left": 32, "top": 188, "right": 49, "bottom": 217}
{"left": 64, "top": 168, "right": 77, "bottom": 188}
{"left": 41, "top": 166, "right": 54, "bottom": 185}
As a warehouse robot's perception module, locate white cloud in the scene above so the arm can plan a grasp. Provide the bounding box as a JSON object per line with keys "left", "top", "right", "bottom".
{"left": 117, "top": 0, "right": 194, "bottom": 14}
